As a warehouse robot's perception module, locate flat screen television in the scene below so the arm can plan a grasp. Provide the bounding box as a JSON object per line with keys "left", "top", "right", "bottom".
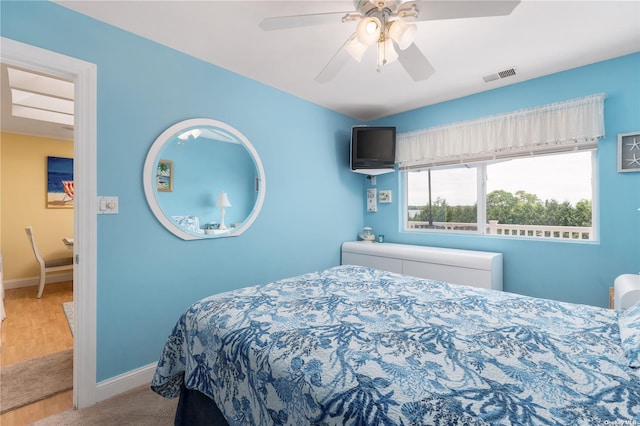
{"left": 350, "top": 126, "right": 396, "bottom": 170}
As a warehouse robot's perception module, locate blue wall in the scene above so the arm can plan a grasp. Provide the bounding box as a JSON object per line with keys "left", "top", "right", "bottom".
{"left": 367, "top": 53, "right": 640, "bottom": 308}
{"left": 1, "top": 1, "right": 363, "bottom": 381}
{"left": 3, "top": 1, "right": 639, "bottom": 384}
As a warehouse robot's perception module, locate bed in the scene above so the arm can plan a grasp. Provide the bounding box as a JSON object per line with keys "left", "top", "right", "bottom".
{"left": 151, "top": 265, "right": 640, "bottom": 425}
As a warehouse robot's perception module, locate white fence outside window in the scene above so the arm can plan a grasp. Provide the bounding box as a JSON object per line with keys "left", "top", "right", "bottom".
{"left": 408, "top": 220, "right": 592, "bottom": 240}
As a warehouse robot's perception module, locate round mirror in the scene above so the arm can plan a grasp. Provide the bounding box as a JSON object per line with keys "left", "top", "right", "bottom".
{"left": 143, "top": 118, "right": 266, "bottom": 240}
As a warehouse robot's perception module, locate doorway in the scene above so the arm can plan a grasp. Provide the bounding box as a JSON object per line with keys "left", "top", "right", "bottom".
{"left": 1, "top": 37, "right": 98, "bottom": 409}
{"left": 0, "top": 63, "right": 74, "bottom": 423}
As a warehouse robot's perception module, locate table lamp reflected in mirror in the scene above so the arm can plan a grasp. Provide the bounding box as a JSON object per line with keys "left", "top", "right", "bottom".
{"left": 216, "top": 190, "right": 232, "bottom": 230}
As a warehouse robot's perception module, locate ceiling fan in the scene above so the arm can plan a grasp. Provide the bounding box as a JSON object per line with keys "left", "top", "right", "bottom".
{"left": 260, "top": 0, "right": 520, "bottom": 83}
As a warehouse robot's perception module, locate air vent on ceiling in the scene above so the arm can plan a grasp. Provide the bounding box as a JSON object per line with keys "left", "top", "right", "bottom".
{"left": 482, "top": 67, "right": 518, "bottom": 83}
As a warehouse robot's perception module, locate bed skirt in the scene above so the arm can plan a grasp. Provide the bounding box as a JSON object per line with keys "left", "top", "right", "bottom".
{"left": 175, "top": 383, "right": 229, "bottom": 426}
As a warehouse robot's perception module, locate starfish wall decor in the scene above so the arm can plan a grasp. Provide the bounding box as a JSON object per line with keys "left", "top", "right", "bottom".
{"left": 618, "top": 133, "right": 640, "bottom": 172}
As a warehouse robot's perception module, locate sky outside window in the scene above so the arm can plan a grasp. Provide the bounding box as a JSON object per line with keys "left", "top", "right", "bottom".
{"left": 408, "top": 151, "right": 592, "bottom": 207}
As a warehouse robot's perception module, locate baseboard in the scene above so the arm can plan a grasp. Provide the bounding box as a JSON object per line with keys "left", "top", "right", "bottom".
{"left": 95, "top": 362, "right": 158, "bottom": 403}
{"left": 3, "top": 273, "right": 73, "bottom": 290}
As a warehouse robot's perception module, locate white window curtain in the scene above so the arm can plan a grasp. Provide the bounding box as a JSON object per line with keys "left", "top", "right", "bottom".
{"left": 397, "top": 93, "right": 606, "bottom": 169}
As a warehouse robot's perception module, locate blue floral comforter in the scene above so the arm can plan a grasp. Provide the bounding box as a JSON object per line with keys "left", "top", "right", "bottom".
{"left": 151, "top": 265, "right": 640, "bottom": 425}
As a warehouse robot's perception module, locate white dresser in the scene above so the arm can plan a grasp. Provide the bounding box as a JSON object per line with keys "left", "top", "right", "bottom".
{"left": 341, "top": 241, "right": 503, "bottom": 291}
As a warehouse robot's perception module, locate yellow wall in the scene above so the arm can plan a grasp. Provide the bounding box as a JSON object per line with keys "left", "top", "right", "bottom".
{"left": 0, "top": 131, "right": 2, "bottom": 249}
{"left": 1, "top": 132, "right": 74, "bottom": 281}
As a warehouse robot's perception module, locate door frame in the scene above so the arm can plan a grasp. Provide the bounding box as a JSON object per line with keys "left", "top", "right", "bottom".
{"left": 1, "top": 37, "right": 98, "bottom": 408}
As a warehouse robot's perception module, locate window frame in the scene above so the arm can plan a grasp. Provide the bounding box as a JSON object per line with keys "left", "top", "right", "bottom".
{"left": 402, "top": 150, "right": 598, "bottom": 242}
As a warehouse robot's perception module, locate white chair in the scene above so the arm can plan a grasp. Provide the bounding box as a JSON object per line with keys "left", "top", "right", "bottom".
{"left": 25, "top": 226, "right": 74, "bottom": 298}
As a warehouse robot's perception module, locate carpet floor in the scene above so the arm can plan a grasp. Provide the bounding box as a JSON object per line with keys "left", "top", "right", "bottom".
{"left": 62, "top": 301, "right": 74, "bottom": 335}
{"left": 32, "top": 385, "right": 178, "bottom": 425}
{"left": 0, "top": 349, "right": 73, "bottom": 414}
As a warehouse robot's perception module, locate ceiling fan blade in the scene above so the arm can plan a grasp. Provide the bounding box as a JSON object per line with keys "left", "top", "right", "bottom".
{"left": 260, "top": 11, "right": 356, "bottom": 31}
{"left": 396, "top": 42, "right": 435, "bottom": 81}
{"left": 404, "top": 1, "right": 520, "bottom": 22}
{"left": 315, "top": 34, "right": 357, "bottom": 83}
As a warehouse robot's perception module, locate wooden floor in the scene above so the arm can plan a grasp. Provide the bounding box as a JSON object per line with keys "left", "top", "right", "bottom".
{"left": 1, "top": 281, "right": 74, "bottom": 425}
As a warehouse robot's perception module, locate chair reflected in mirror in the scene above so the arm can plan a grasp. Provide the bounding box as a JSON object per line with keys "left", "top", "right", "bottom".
{"left": 25, "top": 226, "right": 73, "bottom": 298}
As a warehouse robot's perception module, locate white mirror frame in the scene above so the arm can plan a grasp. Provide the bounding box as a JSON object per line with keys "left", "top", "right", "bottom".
{"left": 143, "top": 118, "right": 266, "bottom": 240}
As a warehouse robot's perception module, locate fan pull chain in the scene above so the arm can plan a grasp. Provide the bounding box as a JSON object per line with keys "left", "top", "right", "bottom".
{"left": 377, "top": 15, "right": 388, "bottom": 73}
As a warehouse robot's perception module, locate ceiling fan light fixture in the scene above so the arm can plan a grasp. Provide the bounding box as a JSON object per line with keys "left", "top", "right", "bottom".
{"left": 388, "top": 20, "right": 417, "bottom": 50}
{"left": 356, "top": 16, "right": 381, "bottom": 45}
{"left": 178, "top": 129, "right": 202, "bottom": 141}
{"left": 345, "top": 36, "right": 369, "bottom": 62}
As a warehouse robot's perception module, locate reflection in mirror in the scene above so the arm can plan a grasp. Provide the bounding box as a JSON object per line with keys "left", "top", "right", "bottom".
{"left": 143, "top": 119, "right": 265, "bottom": 240}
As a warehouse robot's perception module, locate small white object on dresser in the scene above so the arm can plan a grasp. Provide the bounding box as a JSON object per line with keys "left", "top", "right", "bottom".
{"left": 614, "top": 274, "right": 640, "bottom": 310}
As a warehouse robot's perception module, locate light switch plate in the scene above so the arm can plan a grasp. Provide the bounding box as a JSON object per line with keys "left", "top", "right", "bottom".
{"left": 367, "top": 188, "right": 377, "bottom": 212}
{"left": 98, "top": 196, "right": 118, "bottom": 214}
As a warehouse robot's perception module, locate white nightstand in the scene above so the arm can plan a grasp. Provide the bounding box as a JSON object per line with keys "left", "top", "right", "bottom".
{"left": 614, "top": 274, "right": 640, "bottom": 310}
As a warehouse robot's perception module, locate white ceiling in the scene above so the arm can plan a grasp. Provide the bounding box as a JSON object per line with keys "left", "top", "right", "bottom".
{"left": 3, "top": 1, "right": 640, "bottom": 139}
{"left": 1, "top": 63, "right": 76, "bottom": 141}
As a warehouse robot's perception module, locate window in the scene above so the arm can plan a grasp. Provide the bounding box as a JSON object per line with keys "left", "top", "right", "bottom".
{"left": 405, "top": 150, "right": 595, "bottom": 240}
{"left": 407, "top": 166, "right": 478, "bottom": 231}
{"left": 398, "top": 94, "right": 604, "bottom": 241}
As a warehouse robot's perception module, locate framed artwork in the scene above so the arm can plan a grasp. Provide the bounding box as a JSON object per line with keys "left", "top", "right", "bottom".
{"left": 156, "top": 159, "right": 173, "bottom": 191}
{"left": 618, "top": 132, "right": 640, "bottom": 173}
{"left": 47, "top": 156, "right": 74, "bottom": 208}
{"left": 379, "top": 190, "right": 392, "bottom": 203}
